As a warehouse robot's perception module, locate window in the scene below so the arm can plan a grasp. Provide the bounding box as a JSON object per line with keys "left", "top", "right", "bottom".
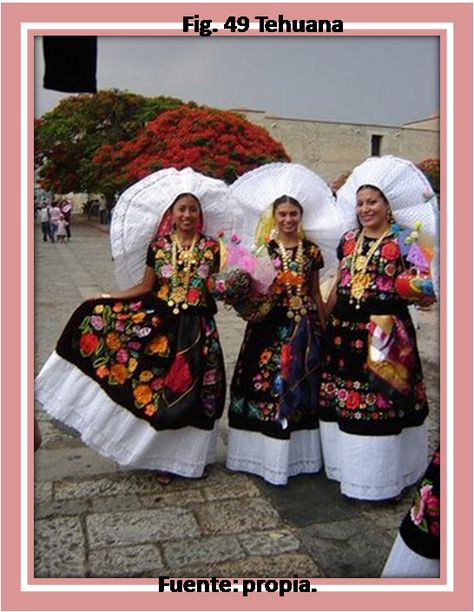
{"left": 371, "top": 134, "right": 383, "bottom": 156}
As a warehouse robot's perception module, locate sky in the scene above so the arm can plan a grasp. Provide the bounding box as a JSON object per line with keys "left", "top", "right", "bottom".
{"left": 35, "top": 36, "right": 439, "bottom": 127}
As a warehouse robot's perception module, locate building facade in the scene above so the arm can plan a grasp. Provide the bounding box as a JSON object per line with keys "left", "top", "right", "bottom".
{"left": 237, "top": 110, "right": 440, "bottom": 184}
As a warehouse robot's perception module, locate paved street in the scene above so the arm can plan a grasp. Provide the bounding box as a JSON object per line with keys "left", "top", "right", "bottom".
{"left": 34, "top": 217, "right": 440, "bottom": 579}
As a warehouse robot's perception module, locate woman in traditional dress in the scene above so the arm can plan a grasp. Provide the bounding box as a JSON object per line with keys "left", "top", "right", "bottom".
{"left": 382, "top": 446, "right": 440, "bottom": 577}
{"left": 35, "top": 170, "right": 230, "bottom": 482}
{"left": 226, "top": 195, "right": 328, "bottom": 485}
{"left": 319, "top": 155, "right": 438, "bottom": 501}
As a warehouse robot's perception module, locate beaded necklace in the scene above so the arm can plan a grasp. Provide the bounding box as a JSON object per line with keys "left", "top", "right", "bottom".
{"left": 276, "top": 237, "right": 307, "bottom": 322}
{"left": 167, "top": 232, "right": 198, "bottom": 315}
{"left": 349, "top": 227, "right": 390, "bottom": 308}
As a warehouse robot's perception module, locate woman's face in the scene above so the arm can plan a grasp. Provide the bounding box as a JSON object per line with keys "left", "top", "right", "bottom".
{"left": 171, "top": 195, "right": 202, "bottom": 233}
{"left": 356, "top": 187, "right": 390, "bottom": 232}
{"left": 274, "top": 202, "right": 302, "bottom": 236}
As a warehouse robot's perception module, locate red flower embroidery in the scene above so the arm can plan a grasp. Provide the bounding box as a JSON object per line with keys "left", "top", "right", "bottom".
{"left": 164, "top": 353, "right": 192, "bottom": 394}
{"left": 381, "top": 242, "right": 400, "bottom": 261}
{"left": 343, "top": 239, "right": 356, "bottom": 256}
{"left": 281, "top": 343, "right": 292, "bottom": 380}
{"left": 79, "top": 332, "right": 99, "bottom": 356}
{"left": 187, "top": 287, "right": 200, "bottom": 304}
{"left": 345, "top": 390, "right": 360, "bottom": 410}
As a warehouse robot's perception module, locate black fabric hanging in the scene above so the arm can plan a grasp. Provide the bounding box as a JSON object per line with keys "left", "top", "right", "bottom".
{"left": 43, "top": 36, "right": 97, "bottom": 93}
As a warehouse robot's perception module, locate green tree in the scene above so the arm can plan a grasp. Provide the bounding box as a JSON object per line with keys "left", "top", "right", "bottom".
{"left": 35, "top": 89, "right": 185, "bottom": 197}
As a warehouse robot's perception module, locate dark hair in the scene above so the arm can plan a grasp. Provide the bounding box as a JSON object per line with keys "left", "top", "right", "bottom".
{"left": 272, "top": 195, "right": 303, "bottom": 215}
{"left": 356, "top": 184, "right": 389, "bottom": 206}
{"left": 170, "top": 192, "right": 202, "bottom": 210}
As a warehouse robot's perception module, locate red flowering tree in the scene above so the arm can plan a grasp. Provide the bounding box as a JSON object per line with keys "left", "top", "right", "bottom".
{"left": 416, "top": 158, "right": 440, "bottom": 196}
{"left": 35, "top": 89, "right": 184, "bottom": 195}
{"left": 93, "top": 106, "right": 290, "bottom": 197}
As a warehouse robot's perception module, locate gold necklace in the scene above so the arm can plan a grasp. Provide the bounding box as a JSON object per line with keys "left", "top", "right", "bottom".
{"left": 167, "top": 232, "right": 198, "bottom": 315}
{"left": 349, "top": 228, "right": 389, "bottom": 308}
{"left": 276, "top": 237, "right": 306, "bottom": 322}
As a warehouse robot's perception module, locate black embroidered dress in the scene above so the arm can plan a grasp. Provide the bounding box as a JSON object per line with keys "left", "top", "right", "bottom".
{"left": 226, "top": 238, "right": 324, "bottom": 485}
{"left": 319, "top": 226, "right": 430, "bottom": 500}
{"left": 35, "top": 234, "right": 226, "bottom": 477}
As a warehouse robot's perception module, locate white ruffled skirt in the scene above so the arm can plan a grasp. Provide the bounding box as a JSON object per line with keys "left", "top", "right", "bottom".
{"left": 319, "top": 421, "right": 429, "bottom": 500}
{"left": 381, "top": 533, "right": 440, "bottom": 578}
{"left": 226, "top": 427, "right": 323, "bottom": 486}
{"left": 35, "top": 351, "right": 218, "bottom": 477}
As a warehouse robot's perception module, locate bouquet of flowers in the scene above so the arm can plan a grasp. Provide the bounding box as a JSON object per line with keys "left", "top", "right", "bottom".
{"left": 395, "top": 221, "right": 436, "bottom": 306}
{"left": 207, "top": 233, "right": 277, "bottom": 321}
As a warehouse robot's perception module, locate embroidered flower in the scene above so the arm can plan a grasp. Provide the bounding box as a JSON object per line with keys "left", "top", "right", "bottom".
{"left": 144, "top": 404, "right": 157, "bottom": 417}
{"left": 105, "top": 332, "right": 121, "bottom": 351}
{"left": 366, "top": 392, "right": 377, "bottom": 406}
{"left": 161, "top": 263, "right": 173, "bottom": 278}
{"left": 340, "top": 268, "right": 351, "bottom": 287}
{"left": 139, "top": 370, "right": 154, "bottom": 382}
{"left": 272, "top": 257, "right": 282, "bottom": 268}
{"left": 116, "top": 348, "right": 129, "bottom": 364}
{"left": 90, "top": 315, "right": 104, "bottom": 331}
{"left": 131, "top": 312, "right": 146, "bottom": 323}
{"left": 376, "top": 276, "right": 394, "bottom": 292}
{"left": 260, "top": 349, "right": 272, "bottom": 365}
{"left": 112, "top": 302, "right": 124, "bottom": 313}
{"left": 187, "top": 287, "right": 200, "bottom": 303}
{"left": 146, "top": 334, "right": 169, "bottom": 356}
{"left": 109, "top": 363, "right": 129, "bottom": 385}
{"left": 354, "top": 339, "right": 364, "bottom": 349}
{"left": 343, "top": 239, "right": 356, "bottom": 256}
{"left": 79, "top": 332, "right": 99, "bottom": 356}
{"left": 334, "top": 336, "right": 342, "bottom": 346}
{"left": 376, "top": 394, "right": 391, "bottom": 409}
{"left": 128, "top": 357, "right": 138, "bottom": 372}
{"left": 345, "top": 390, "right": 360, "bottom": 410}
{"left": 134, "top": 326, "right": 152, "bottom": 338}
{"left": 127, "top": 341, "right": 141, "bottom": 351}
{"left": 95, "top": 365, "right": 109, "bottom": 379}
{"left": 133, "top": 384, "right": 153, "bottom": 406}
{"left": 337, "top": 389, "right": 349, "bottom": 401}
{"left": 197, "top": 264, "right": 209, "bottom": 278}
{"left": 381, "top": 242, "right": 400, "bottom": 261}
{"left": 93, "top": 305, "right": 104, "bottom": 314}
{"left": 384, "top": 263, "right": 396, "bottom": 276}
{"left": 203, "top": 369, "right": 217, "bottom": 385}
{"left": 323, "top": 382, "right": 337, "bottom": 397}
{"left": 129, "top": 301, "right": 143, "bottom": 312}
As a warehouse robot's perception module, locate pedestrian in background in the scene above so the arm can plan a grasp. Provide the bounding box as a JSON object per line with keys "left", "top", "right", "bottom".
{"left": 60, "top": 199, "right": 73, "bottom": 241}
{"left": 39, "top": 202, "right": 53, "bottom": 242}
{"left": 49, "top": 201, "right": 61, "bottom": 241}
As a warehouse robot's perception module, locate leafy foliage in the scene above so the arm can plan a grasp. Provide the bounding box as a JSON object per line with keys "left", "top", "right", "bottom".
{"left": 92, "top": 106, "right": 290, "bottom": 194}
{"left": 35, "top": 90, "right": 184, "bottom": 196}
{"left": 416, "top": 158, "right": 440, "bottom": 196}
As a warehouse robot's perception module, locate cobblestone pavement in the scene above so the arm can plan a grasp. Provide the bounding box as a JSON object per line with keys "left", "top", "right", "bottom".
{"left": 34, "top": 218, "right": 440, "bottom": 579}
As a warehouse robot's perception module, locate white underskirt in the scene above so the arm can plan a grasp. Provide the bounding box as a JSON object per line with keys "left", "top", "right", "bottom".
{"left": 35, "top": 351, "right": 218, "bottom": 477}
{"left": 381, "top": 533, "right": 440, "bottom": 578}
{"left": 319, "top": 420, "right": 429, "bottom": 500}
{"left": 226, "top": 427, "right": 323, "bottom": 486}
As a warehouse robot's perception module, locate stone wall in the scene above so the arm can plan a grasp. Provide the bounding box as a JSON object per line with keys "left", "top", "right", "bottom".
{"left": 237, "top": 110, "right": 440, "bottom": 183}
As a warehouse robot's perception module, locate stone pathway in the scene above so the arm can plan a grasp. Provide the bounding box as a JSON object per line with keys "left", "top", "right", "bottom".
{"left": 34, "top": 218, "right": 440, "bottom": 578}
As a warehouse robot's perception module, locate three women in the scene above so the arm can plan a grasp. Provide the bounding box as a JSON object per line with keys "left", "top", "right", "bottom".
{"left": 36, "top": 158, "right": 437, "bottom": 500}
